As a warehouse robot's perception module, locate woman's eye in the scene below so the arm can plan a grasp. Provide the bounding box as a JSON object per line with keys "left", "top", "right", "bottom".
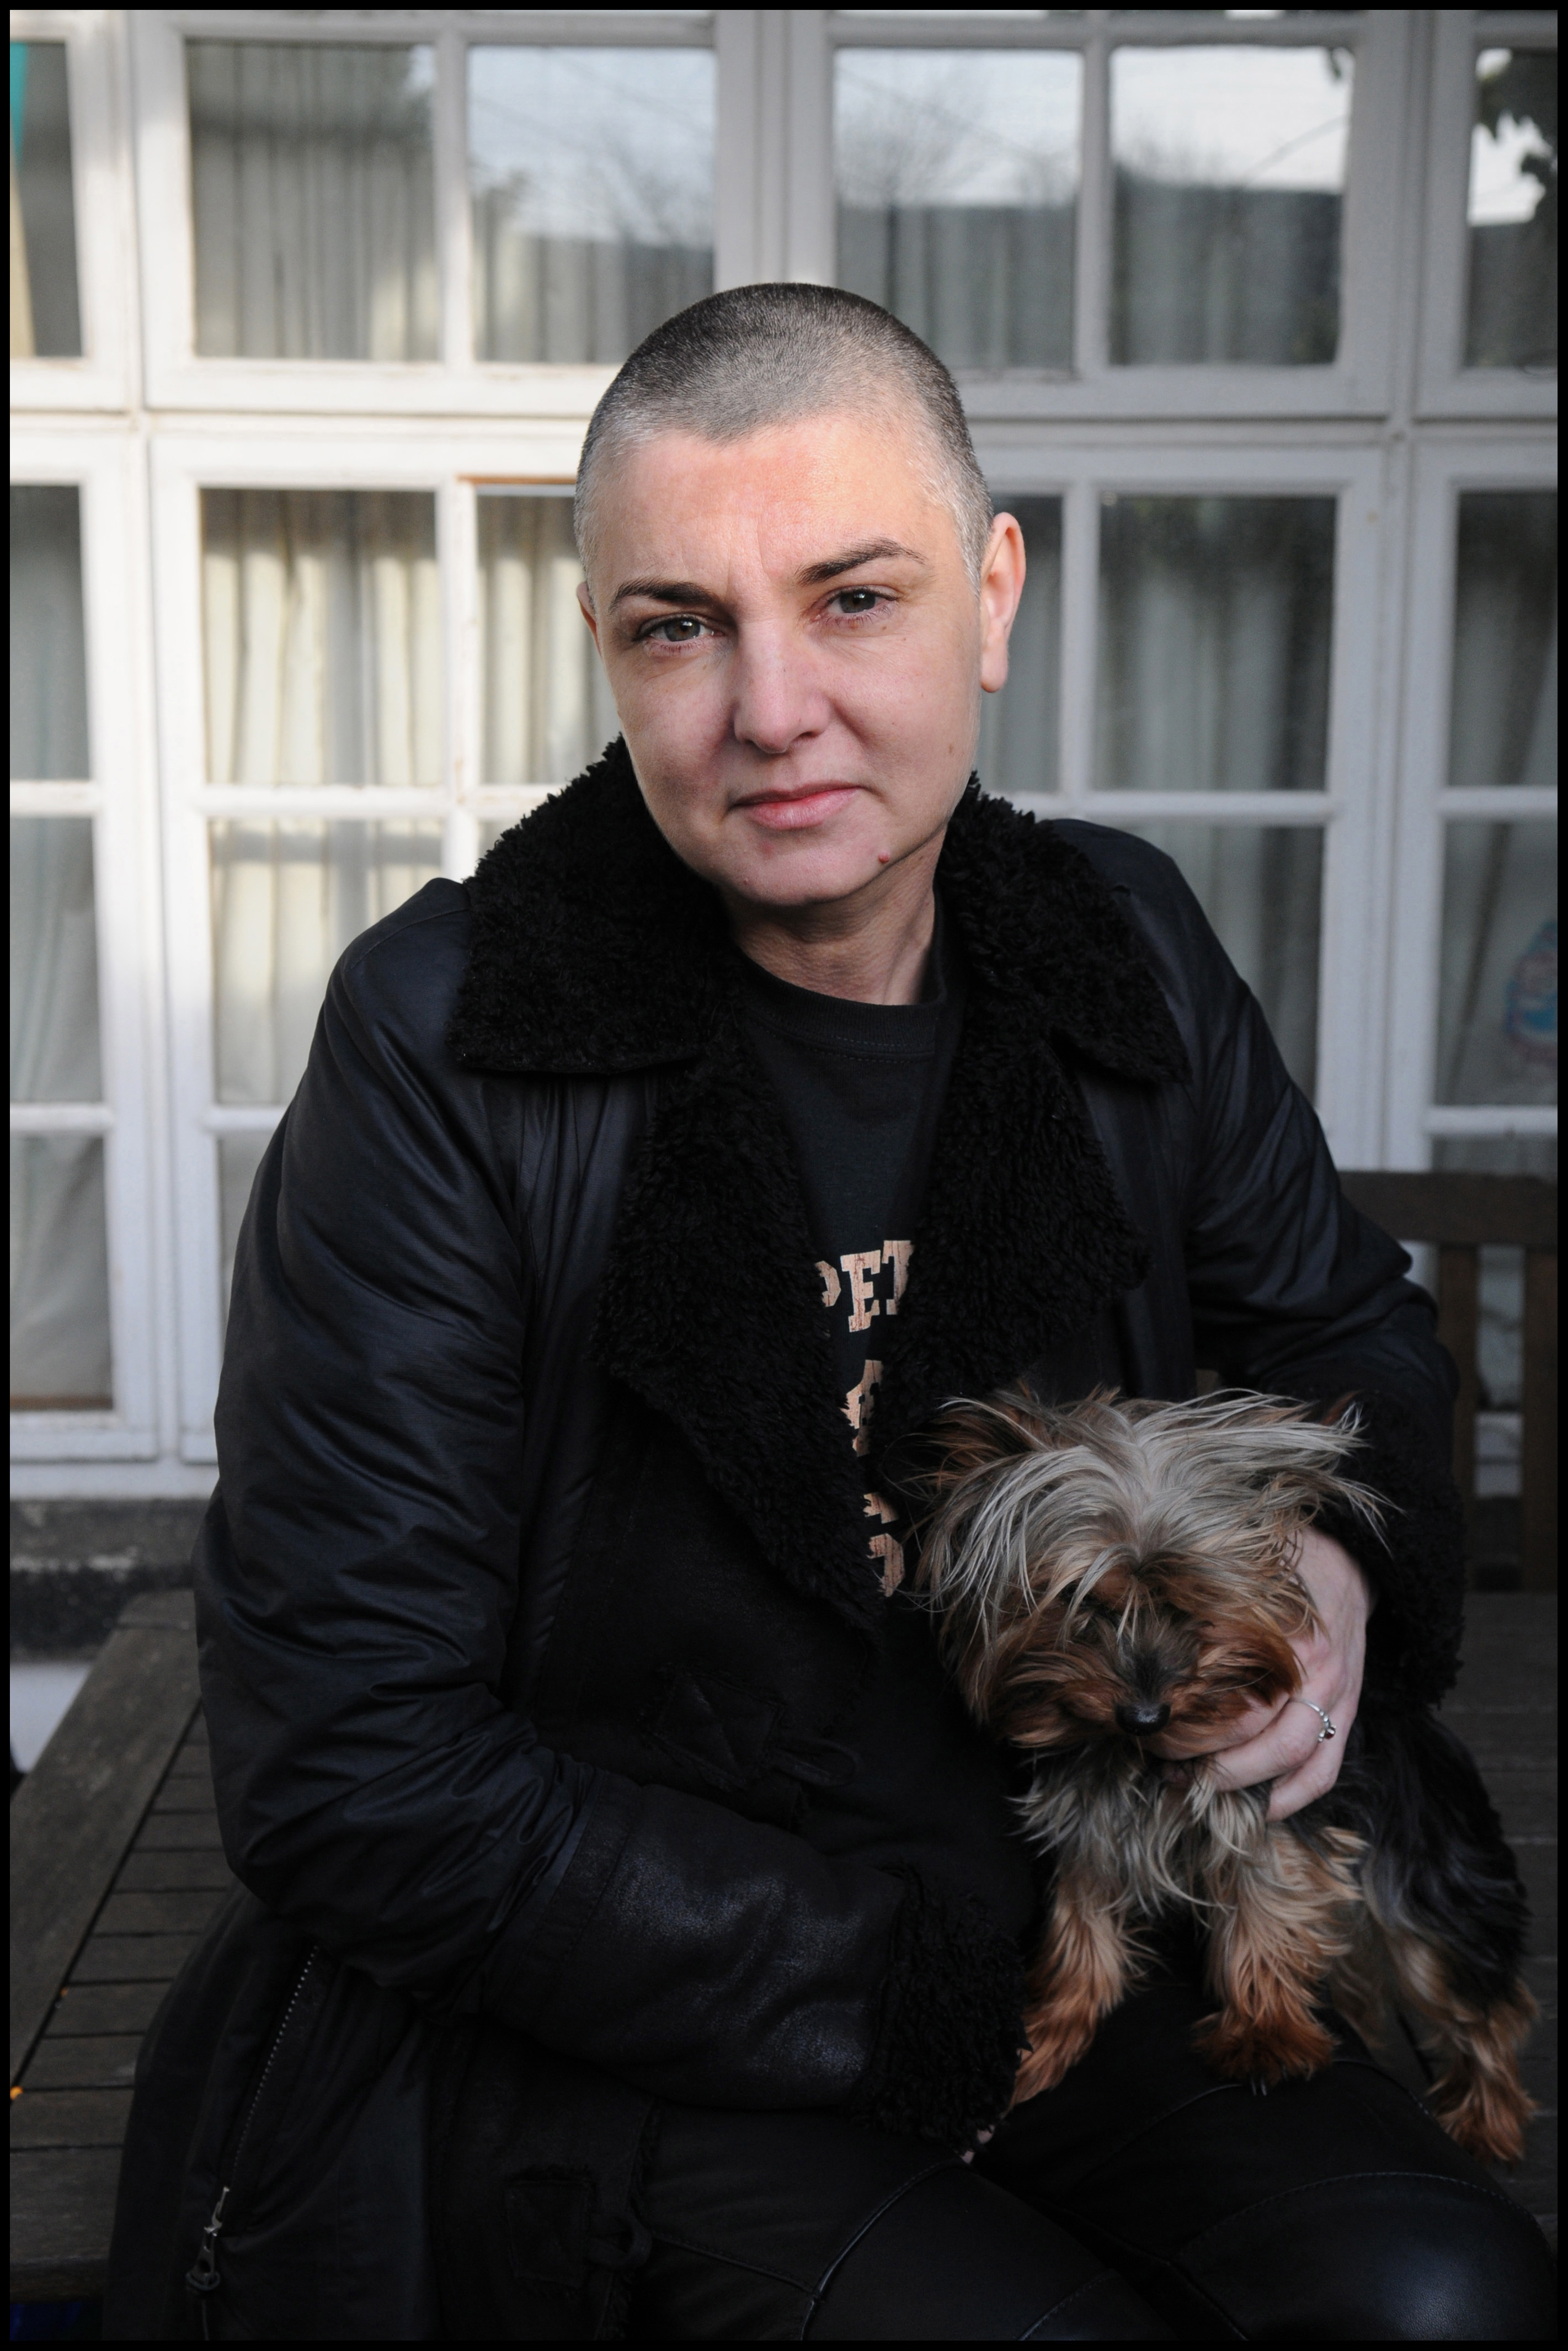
{"left": 643, "top": 615, "right": 706, "bottom": 643}
{"left": 833, "top": 589, "right": 882, "bottom": 616}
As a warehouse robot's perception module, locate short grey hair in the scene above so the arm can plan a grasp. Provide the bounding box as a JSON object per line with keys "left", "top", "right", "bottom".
{"left": 574, "top": 283, "right": 993, "bottom": 591}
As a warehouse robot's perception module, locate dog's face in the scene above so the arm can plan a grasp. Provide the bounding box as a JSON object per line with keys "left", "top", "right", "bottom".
{"left": 918, "top": 1390, "right": 1375, "bottom": 1757}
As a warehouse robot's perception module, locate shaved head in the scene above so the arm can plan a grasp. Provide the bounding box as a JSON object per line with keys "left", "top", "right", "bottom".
{"left": 574, "top": 284, "right": 993, "bottom": 593}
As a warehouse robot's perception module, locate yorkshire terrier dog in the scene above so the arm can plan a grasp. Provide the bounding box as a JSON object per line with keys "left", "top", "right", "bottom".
{"left": 918, "top": 1390, "right": 1535, "bottom": 2166}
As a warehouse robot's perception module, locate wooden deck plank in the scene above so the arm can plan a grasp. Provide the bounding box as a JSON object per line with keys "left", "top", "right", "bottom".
{"left": 10, "top": 2089, "right": 134, "bottom": 2151}
{"left": 38, "top": 1982, "right": 170, "bottom": 2039}
{"left": 9, "top": 1592, "right": 200, "bottom": 2086}
{"left": 95, "top": 1887, "right": 228, "bottom": 1938}
{"left": 112, "top": 1849, "right": 234, "bottom": 1893}
{"left": 129, "top": 1813, "right": 227, "bottom": 1852}
{"left": 19, "top": 2036, "right": 144, "bottom": 2091}
{"left": 68, "top": 1934, "right": 196, "bottom": 1985}
{"left": 10, "top": 2148, "right": 123, "bottom": 2301}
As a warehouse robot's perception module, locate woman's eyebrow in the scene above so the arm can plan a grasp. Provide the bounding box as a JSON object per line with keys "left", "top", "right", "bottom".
{"left": 609, "top": 577, "right": 715, "bottom": 612}
{"left": 798, "top": 539, "right": 927, "bottom": 585}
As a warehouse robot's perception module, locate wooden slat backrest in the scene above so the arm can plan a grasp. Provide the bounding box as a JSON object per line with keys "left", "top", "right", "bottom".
{"left": 10, "top": 1590, "right": 234, "bottom": 2303}
{"left": 1339, "top": 1173, "right": 1558, "bottom": 1592}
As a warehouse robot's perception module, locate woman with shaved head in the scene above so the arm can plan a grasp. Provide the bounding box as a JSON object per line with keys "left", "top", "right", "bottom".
{"left": 110, "top": 288, "right": 1551, "bottom": 2342}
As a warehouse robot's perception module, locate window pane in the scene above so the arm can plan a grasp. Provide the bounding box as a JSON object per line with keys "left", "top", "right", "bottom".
{"left": 188, "top": 43, "right": 437, "bottom": 361}
{"left": 202, "top": 491, "right": 440, "bottom": 786}
{"left": 10, "top": 485, "right": 89, "bottom": 781}
{"left": 1448, "top": 492, "right": 1556, "bottom": 791}
{"left": 1437, "top": 821, "right": 1556, "bottom": 1108}
{"left": 1128, "top": 823, "right": 1322, "bottom": 1095}
{"left": 979, "top": 496, "right": 1062, "bottom": 796}
{"left": 1111, "top": 47, "right": 1350, "bottom": 365}
{"left": 218, "top": 1132, "right": 271, "bottom": 1325}
{"left": 1465, "top": 47, "right": 1557, "bottom": 371}
{"left": 479, "top": 494, "right": 618, "bottom": 784}
{"left": 1096, "top": 496, "right": 1334, "bottom": 792}
{"left": 10, "top": 1135, "right": 111, "bottom": 1408}
{"left": 10, "top": 819, "right": 100, "bottom": 1103}
{"left": 835, "top": 51, "right": 1079, "bottom": 370}
{"left": 470, "top": 47, "right": 714, "bottom": 364}
{"left": 9, "top": 42, "right": 81, "bottom": 358}
{"left": 210, "top": 821, "right": 442, "bottom": 1106}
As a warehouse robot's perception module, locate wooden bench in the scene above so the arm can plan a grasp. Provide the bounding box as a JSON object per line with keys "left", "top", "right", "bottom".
{"left": 10, "top": 1591, "right": 232, "bottom": 2305}
{"left": 1338, "top": 1172, "right": 1557, "bottom": 1591}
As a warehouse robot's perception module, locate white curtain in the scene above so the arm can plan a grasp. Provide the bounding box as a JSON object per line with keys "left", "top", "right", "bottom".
{"left": 188, "top": 41, "right": 438, "bottom": 361}
{"left": 478, "top": 493, "right": 618, "bottom": 785}
{"left": 201, "top": 489, "right": 443, "bottom": 1108}
{"left": 9, "top": 485, "right": 110, "bottom": 1407}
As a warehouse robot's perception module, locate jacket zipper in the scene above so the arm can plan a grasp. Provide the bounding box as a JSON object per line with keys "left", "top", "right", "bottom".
{"left": 185, "top": 1946, "right": 319, "bottom": 2328}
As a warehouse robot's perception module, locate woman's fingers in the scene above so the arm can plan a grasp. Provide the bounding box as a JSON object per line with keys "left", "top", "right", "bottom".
{"left": 1204, "top": 1695, "right": 1324, "bottom": 1794}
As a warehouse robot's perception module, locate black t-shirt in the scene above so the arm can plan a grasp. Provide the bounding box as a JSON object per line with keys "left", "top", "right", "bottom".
{"left": 740, "top": 909, "right": 1039, "bottom": 1944}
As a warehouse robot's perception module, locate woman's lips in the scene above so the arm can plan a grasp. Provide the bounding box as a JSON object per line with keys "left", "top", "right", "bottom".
{"left": 736, "top": 784, "right": 860, "bottom": 832}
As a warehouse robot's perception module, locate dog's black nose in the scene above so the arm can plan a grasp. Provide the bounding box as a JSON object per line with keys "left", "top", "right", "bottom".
{"left": 1115, "top": 1701, "right": 1171, "bottom": 1737}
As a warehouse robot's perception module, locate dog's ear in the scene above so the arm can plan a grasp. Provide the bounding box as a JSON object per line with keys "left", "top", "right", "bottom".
{"left": 921, "top": 1388, "right": 1048, "bottom": 1497}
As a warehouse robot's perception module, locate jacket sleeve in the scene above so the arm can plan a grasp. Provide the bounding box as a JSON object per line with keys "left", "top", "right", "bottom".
{"left": 199, "top": 883, "right": 1018, "bottom": 2146}
{"left": 1119, "top": 855, "right": 1466, "bottom": 1708}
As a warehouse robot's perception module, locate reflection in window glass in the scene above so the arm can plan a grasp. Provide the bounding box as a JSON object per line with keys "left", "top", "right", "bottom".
{"left": 218, "top": 1132, "right": 272, "bottom": 1328}
{"left": 836, "top": 51, "right": 1079, "bottom": 370}
{"left": 1111, "top": 47, "right": 1350, "bottom": 364}
{"left": 210, "top": 822, "right": 442, "bottom": 1108}
{"left": 202, "top": 490, "right": 440, "bottom": 786}
{"left": 479, "top": 494, "right": 617, "bottom": 784}
{"left": 1130, "top": 824, "right": 1321, "bottom": 1095}
{"left": 10, "top": 820, "right": 100, "bottom": 1103}
{"left": 979, "top": 496, "right": 1062, "bottom": 796}
{"left": 10, "top": 485, "right": 89, "bottom": 781}
{"left": 1437, "top": 822, "right": 1556, "bottom": 1109}
{"left": 470, "top": 48, "right": 714, "bottom": 364}
{"left": 1449, "top": 492, "right": 1556, "bottom": 791}
{"left": 9, "top": 42, "right": 81, "bottom": 358}
{"left": 1096, "top": 496, "right": 1334, "bottom": 792}
{"left": 10, "top": 1135, "right": 111, "bottom": 1408}
{"left": 189, "top": 44, "right": 437, "bottom": 360}
{"left": 1466, "top": 49, "right": 1557, "bottom": 371}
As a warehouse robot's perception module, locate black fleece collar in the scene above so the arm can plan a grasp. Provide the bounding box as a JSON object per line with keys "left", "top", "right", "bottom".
{"left": 449, "top": 740, "right": 1190, "bottom": 1633}
{"left": 448, "top": 738, "right": 1186, "bottom": 1087}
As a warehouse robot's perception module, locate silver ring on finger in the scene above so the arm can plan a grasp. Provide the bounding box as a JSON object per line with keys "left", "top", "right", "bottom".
{"left": 1293, "top": 1698, "right": 1337, "bottom": 1742}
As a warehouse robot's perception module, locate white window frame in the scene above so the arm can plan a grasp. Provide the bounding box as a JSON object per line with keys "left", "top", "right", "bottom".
{"left": 1385, "top": 439, "right": 1558, "bottom": 1168}
{"left": 973, "top": 438, "right": 1390, "bottom": 1165}
{"left": 148, "top": 424, "right": 585, "bottom": 1456}
{"left": 1416, "top": 9, "right": 1558, "bottom": 421}
{"left": 9, "top": 9, "right": 138, "bottom": 414}
{"left": 129, "top": 8, "right": 720, "bottom": 418}
{"left": 9, "top": 426, "right": 168, "bottom": 1461}
{"left": 818, "top": 8, "right": 1407, "bottom": 422}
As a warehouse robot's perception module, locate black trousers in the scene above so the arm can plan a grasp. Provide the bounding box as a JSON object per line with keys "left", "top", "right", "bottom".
{"left": 630, "top": 1982, "right": 1555, "bottom": 2341}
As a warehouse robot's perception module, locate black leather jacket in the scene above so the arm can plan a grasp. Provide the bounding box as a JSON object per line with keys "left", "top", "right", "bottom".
{"left": 107, "top": 748, "right": 1463, "bottom": 2339}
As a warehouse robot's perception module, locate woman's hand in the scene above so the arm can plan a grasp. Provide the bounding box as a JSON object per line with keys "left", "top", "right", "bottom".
{"left": 1149, "top": 1530, "right": 1372, "bottom": 1821}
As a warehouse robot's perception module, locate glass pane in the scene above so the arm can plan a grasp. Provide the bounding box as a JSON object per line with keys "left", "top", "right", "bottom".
{"left": 210, "top": 821, "right": 442, "bottom": 1106}
{"left": 979, "top": 495, "right": 1062, "bottom": 797}
{"left": 470, "top": 47, "right": 714, "bottom": 365}
{"left": 9, "top": 41, "right": 81, "bottom": 358}
{"left": 218, "top": 1132, "right": 271, "bottom": 1325}
{"left": 202, "top": 490, "right": 440, "bottom": 786}
{"left": 9, "top": 1135, "right": 111, "bottom": 1408}
{"left": 1111, "top": 47, "right": 1351, "bottom": 365}
{"left": 1128, "top": 823, "right": 1322, "bottom": 1095}
{"left": 1437, "top": 821, "right": 1556, "bottom": 1108}
{"left": 1465, "top": 48, "right": 1557, "bottom": 371}
{"left": 1448, "top": 492, "right": 1556, "bottom": 790}
{"left": 10, "top": 819, "right": 100, "bottom": 1103}
{"left": 188, "top": 42, "right": 437, "bottom": 361}
{"left": 1433, "top": 1134, "right": 1556, "bottom": 1178}
{"left": 1096, "top": 496, "right": 1334, "bottom": 792}
{"left": 479, "top": 493, "right": 618, "bottom": 784}
{"left": 10, "top": 485, "right": 89, "bottom": 781}
{"left": 835, "top": 50, "right": 1079, "bottom": 371}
